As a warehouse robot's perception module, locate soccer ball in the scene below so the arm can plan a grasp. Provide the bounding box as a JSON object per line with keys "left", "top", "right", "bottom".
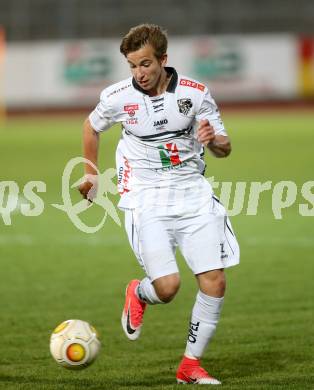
{"left": 50, "top": 319, "right": 101, "bottom": 369}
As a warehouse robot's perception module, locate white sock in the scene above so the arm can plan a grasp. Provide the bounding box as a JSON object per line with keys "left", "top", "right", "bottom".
{"left": 136, "top": 277, "right": 164, "bottom": 304}
{"left": 184, "top": 291, "right": 224, "bottom": 359}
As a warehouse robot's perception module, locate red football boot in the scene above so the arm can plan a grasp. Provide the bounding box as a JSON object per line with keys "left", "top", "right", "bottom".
{"left": 176, "top": 356, "right": 221, "bottom": 385}
{"left": 121, "top": 279, "right": 147, "bottom": 341}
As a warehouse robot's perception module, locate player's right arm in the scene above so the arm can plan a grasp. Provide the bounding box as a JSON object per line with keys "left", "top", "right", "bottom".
{"left": 78, "top": 118, "right": 100, "bottom": 200}
{"left": 78, "top": 89, "right": 116, "bottom": 200}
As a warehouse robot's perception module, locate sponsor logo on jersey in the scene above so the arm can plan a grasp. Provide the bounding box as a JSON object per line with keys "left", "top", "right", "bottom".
{"left": 124, "top": 104, "right": 139, "bottom": 112}
{"left": 177, "top": 98, "right": 193, "bottom": 115}
{"left": 124, "top": 104, "right": 139, "bottom": 118}
{"left": 126, "top": 118, "right": 138, "bottom": 125}
{"left": 180, "top": 78, "right": 205, "bottom": 92}
{"left": 188, "top": 321, "right": 200, "bottom": 343}
{"left": 157, "top": 143, "right": 182, "bottom": 167}
{"left": 118, "top": 157, "right": 131, "bottom": 195}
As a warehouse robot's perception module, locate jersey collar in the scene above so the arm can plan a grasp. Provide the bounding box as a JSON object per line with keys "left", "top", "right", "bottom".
{"left": 132, "top": 67, "right": 178, "bottom": 95}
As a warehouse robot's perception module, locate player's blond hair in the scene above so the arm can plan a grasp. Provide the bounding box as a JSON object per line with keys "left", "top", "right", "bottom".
{"left": 120, "top": 24, "right": 168, "bottom": 59}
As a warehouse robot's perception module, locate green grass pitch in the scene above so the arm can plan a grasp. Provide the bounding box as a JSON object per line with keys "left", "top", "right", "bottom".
{"left": 0, "top": 109, "right": 313, "bottom": 389}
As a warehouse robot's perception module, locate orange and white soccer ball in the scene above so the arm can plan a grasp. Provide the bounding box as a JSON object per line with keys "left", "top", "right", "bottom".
{"left": 50, "top": 319, "right": 101, "bottom": 369}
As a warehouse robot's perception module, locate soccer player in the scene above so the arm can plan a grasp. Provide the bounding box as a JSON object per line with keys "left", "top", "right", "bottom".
{"left": 79, "top": 24, "right": 239, "bottom": 385}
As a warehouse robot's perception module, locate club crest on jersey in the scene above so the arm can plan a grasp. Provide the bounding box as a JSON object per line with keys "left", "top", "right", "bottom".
{"left": 177, "top": 98, "right": 193, "bottom": 115}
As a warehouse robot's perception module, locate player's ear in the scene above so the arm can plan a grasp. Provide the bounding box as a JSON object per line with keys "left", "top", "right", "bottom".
{"left": 160, "top": 53, "right": 167, "bottom": 66}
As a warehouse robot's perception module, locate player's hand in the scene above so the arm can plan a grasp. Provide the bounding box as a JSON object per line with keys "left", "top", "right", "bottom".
{"left": 197, "top": 119, "right": 216, "bottom": 146}
{"left": 78, "top": 175, "right": 98, "bottom": 202}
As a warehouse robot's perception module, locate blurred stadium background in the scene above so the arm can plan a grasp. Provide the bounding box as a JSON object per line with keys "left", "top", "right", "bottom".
{"left": 0, "top": 0, "right": 314, "bottom": 110}
{"left": 0, "top": 1, "right": 313, "bottom": 389}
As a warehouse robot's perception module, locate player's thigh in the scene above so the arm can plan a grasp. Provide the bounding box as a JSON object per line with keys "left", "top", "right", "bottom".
{"left": 124, "top": 209, "right": 178, "bottom": 281}
{"left": 177, "top": 198, "right": 240, "bottom": 274}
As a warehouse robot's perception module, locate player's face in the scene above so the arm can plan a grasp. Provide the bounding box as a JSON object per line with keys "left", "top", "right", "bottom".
{"left": 126, "top": 44, "right": 167, "bottom": 93}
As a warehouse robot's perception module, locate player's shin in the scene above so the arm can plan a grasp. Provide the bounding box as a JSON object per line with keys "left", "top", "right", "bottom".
{"left": 137, "top": 277, "right": 164, "bottom": 304}
{"left": 184, "top": 291, "right": 224, "bottom": 358}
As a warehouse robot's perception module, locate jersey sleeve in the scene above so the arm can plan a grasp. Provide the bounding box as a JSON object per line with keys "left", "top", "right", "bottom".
{"left": 89, "top": 90, "right": 115, "bottom": 132}
{"left": 195, "top": 90, "right": 228, "bottom": 136}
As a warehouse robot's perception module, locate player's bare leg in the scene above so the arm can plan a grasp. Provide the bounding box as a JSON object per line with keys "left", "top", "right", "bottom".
{"left": 152, "top": 273, "right": 180, "bottom": 303}
{"left": 197, "top": 269, "right": 226, "bottom": 298}
{"left": 121, "top": 273, "right": 180, "bottom": 340}
{"left": 176, "top": 269, "right": 225, "bottom": 385}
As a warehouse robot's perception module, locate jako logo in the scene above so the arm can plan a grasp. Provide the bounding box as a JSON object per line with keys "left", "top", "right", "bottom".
{"left": 154, "top": 119, "right": 168, "bottom": 127}
{"left": 157, "top": 143, "right": 181, "bottom": 167}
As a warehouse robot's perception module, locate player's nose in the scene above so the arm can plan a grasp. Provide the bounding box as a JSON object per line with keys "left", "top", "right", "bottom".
{"left": 134, "top": 68, "right": 145, "bottom": 81}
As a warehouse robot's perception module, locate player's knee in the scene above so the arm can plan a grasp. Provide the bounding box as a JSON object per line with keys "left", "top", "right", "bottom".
{"left": 157, "top": 285, "right": 179, "bottom": 303}
{"left": 198, "top": 270, "right": 226, "bottom": 297}
{"left": 215, "top": 275, "right": 226, "bottom": 296}
{"left": 153, "top": 274, "right": 180, "bottom": 303}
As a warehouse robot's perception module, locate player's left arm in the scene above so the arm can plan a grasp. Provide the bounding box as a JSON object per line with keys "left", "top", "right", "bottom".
{"left": 197, "top": 119, "right": 231, "bottom": 158}
{"left": 195, "top": 88, "right": 231, "bottom": 158}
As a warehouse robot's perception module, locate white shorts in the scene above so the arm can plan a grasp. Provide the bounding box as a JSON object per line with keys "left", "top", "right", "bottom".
{"left": 124, "top": 196, "right": 240, "bottom": 281}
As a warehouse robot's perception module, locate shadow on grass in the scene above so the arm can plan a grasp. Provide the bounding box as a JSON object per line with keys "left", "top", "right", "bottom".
{"left": 0, "top": 374, "right": 176, "bottom": 389}
{"left": 208, "top": 348, "right": 311, "bottom": 386}
{"left": 1, "top": 351, "right": 310, "bottom": 389}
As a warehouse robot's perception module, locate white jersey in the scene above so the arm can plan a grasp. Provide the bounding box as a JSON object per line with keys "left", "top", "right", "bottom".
{"left": 89, "top": 67, "right": 228, "bottom": 210}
